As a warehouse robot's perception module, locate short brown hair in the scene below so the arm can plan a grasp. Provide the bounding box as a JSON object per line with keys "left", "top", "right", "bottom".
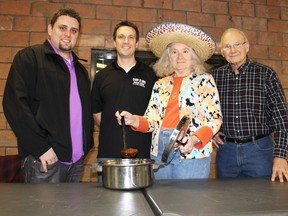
{"left": 50, "top": 8, "right": 81, "bottom": 30}
{"left": 113, "top": 21, "right": 139, "bottom": 42}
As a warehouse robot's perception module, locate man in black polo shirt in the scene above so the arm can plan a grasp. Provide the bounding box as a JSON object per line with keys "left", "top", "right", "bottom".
{"left": 91, "top": 21, "right": 158, "bottom": 161}
{"left": 212, "top": 28, "right": 288, "bottom": 182}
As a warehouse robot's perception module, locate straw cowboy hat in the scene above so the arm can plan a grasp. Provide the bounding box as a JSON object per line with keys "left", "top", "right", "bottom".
{"left": 146, "top": 22, "right": 216, "bottom": 62}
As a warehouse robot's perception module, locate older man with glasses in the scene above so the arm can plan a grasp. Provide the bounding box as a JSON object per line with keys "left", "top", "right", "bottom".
{"left": 211, "top": 28, "right": 288, "bottom": 182}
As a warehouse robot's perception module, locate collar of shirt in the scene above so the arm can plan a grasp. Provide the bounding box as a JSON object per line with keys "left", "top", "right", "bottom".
{"left": 227, "top": 58, "right": 251, "bottom": 76}
{"left": 47, "top": 39, "right": 74, "bottom": 64}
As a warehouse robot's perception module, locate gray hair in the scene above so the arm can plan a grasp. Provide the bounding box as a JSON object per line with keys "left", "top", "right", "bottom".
{"left": 153, "top": 43, "right": 207, "bottom": 78}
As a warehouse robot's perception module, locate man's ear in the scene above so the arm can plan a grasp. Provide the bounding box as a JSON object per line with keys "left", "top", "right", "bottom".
{"left": 48, "top": 24, "right": 52, "bottom": 37}
{"left": 220, "top": 48, "right": 224, "bottom": 57}
{"left": 245, "top": 42, "right": 250, "bottom": 53}
{"left": 219, "top": 43, "right": 224, "bottom": 57}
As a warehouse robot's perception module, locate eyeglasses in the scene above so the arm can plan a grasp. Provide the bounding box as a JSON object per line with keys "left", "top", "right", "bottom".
{"left": 222, "top": 41, "right": 247, "bottom": 51}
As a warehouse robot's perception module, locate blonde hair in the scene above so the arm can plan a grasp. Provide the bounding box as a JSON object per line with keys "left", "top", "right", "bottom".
{"left": 153, "top": 43, "right": 207, "bottom": 78}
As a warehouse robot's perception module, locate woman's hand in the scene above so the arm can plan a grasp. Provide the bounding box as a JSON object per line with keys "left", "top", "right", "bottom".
{"left": 178, "top": 135, "right": 199, "bottom": 155}
{"left": 115, "top": 110, "right": 139, "bottom": 128}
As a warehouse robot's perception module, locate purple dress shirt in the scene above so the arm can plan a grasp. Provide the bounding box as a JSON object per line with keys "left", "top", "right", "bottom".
{"left": 48, "top": 40, "right": 83, "bottom": 164}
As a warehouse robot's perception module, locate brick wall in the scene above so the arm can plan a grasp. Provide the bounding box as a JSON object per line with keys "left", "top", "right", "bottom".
{"left": 0, "top": 0, "right": 288, "bottom": 181}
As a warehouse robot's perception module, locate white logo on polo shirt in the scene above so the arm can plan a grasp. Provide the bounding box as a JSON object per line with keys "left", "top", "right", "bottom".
{"left": 132, "top": 78, "right": 146, "bottom": 88}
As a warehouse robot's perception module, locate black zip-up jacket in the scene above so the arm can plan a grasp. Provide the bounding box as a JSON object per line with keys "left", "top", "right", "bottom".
{"left": 3, "top": 40, "right": 94, "bottom": 162}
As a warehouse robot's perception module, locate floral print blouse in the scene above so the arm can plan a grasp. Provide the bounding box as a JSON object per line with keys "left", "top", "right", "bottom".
{"left": 143, "top": 72, "right": 222, "bottom": 159}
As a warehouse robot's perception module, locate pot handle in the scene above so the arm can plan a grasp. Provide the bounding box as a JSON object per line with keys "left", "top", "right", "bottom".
{"left": 90, "top": 162, "right": 102, "bottom": 172}
{"left": 152, "top": 161, "right": 165, "bottom": 170}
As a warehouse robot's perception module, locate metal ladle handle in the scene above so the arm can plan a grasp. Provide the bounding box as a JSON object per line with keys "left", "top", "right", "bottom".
{"left": 119, "top": 110, "right": 128, "bottom": 150}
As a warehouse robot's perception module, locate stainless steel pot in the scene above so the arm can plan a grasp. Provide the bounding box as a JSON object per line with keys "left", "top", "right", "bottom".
{"left": 99, "top": 159, "right": 155, "bottom": 190}
{"left": 96, "top": 116, "right": 190, "bottom": 190}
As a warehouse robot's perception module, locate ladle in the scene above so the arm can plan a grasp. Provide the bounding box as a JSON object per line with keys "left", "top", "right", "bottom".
{"left": 119, "top": 110, "right": 138, "bottom": 158}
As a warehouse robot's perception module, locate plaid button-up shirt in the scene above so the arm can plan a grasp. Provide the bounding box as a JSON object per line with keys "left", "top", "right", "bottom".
{"left": 212, "top": 59, "right": 288, "bottom": 159}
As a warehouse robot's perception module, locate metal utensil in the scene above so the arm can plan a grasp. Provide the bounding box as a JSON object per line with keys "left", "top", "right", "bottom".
{"left": 161, "top": 115, "right": 190, "bottom": 163}
{"left": 119, "top": 110, "right": 138, "bottom": 158}
{"left": 99, "top": 159, "right": 154, "bottom": 190}
{"left": 120, "top": 113, "right": 127, "bottom": 149}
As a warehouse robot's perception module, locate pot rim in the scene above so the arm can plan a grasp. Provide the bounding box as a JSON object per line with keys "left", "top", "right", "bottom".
{"left": 99, "top": 158, "right": 155, "bottom": 167}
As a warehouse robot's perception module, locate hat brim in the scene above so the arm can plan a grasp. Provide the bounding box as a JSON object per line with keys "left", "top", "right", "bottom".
{"left": 146, "top": 23, "right": 216, "bottom": 62}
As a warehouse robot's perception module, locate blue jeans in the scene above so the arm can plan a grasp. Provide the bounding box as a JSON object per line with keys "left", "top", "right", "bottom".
{"left": 151, "top": 128, "right": 211, "bottom": 180}
{"left": 216, "top": 135, "right": 273, "bottom": 178}
{"left": 23, "top": 155, "right": 84, "bottom": 183}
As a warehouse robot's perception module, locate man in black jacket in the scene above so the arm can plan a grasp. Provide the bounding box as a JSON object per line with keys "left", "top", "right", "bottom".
{"left": 3, "top": 8, "right": 94, "bottom": 183}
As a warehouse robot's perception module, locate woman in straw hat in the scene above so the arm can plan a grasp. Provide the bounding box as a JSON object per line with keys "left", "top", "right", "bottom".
{"left": 116, "top": 22, "right": 222, "bottom": 179}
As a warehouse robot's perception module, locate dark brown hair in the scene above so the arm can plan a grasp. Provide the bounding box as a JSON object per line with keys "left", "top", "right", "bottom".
{"left": 50, "top": 8, "right": 81, "bottom": 30}
{"left": 113, "top": 21, "right": 139, "bottom": 42}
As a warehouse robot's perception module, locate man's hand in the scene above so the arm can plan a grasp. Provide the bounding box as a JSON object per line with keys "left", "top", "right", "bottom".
{"left": 39, "top": 148, "right": 58, "bottom": 172}
{"left": 271, "top": 157, "right": 288, "bottom": 183}
{"left": 212, "top": 131, "right": 225, "bottom": 148}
